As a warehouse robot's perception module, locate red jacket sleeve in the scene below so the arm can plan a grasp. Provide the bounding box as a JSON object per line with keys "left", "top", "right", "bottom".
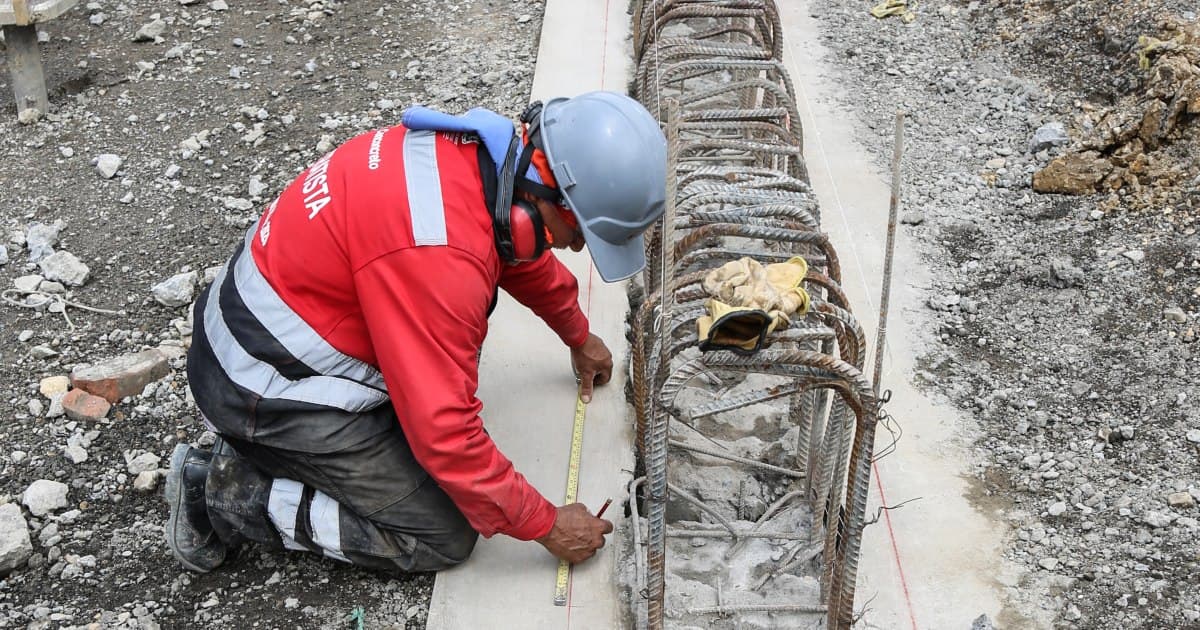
{"left": 354, "top": 247, "right": 557, "bottom": 541}
{"left": 498, "top": 251, "right": 589, "bottom": 348}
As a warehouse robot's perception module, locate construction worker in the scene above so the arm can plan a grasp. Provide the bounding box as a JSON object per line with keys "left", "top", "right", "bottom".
{"left": 163, "top": 91, "right": 666, "bottom": 575}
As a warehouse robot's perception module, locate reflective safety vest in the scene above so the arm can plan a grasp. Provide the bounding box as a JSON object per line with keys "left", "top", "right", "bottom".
{"left": 189, "top": 126, "right": 588, "bottom": 541}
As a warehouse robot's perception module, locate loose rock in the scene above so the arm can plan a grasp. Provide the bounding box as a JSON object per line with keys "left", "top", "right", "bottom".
{"left": 1168, "top": 492, "right": 1196, "bottom": 509}
{"left": 61, "top": 389, "right": 112, "bottom": 422}
{"left": 22, "top": 480, "right": 70, "bottom": 516}
{"left": 14, "top": 275, "right": 43, "bottom": 293}
{"left": 151, "top": 271, "right": 199, "bottom": 307}
{"left": 126, "top": 452, "right": 161, "bottom": 475}
{"left": 70, "top": 350, "right": 170, "bottom": 403}
{"left": 39, "top": 375, "right": 70, "bottom": 398}
{"left": 133, "top": 470, "right": 159, "bottom": 491}
{"left": 1142, "top": 511, "right": 1173, "bottom": 528}
{"left": 38, "top": 251, "right": 91, "bottom": 287}
{"left": 0, "top": 504, "right": 33, "bottom": 575}
{"left": 133, "top": 19, "right": 166, "bottom": 42}
{"left": 94, "top": 154, "right": 123, "bottom": 178}
{"left": 25, "top": 222, "right": 62, "bottom": 262}
{"left": 1032, "top": 151, "right": 1112, "bottom": 195}
{"left": 1028, "top": 122, "right": 1070, "bottom": 153}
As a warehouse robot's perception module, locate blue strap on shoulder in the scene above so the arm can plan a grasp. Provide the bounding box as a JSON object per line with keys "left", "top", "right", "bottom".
{"left": 400, "top": 106, "right": 545, "bottom": 185}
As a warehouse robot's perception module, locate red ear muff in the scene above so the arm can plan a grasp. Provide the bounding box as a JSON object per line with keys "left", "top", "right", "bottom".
{"left": 507, "top": 200, "right": 545, "bottom": 262}
{"left": 489, "top": 123, "right": 549, "bottom": 264}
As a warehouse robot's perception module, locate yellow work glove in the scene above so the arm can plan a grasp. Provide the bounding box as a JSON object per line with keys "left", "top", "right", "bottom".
{"left": 697, "top": 256, "right": 812, "bottom": 354}
{"left": 696, "top": 299, "right": 773, "bottom": 354}
{"left": 763, "top": 256, "right": 811, "bottom": 322}
{"left": 870, "top": 0, "right": 916, "bottom": 22}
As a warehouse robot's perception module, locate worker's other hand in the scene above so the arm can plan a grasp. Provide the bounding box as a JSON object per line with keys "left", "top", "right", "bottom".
{"left": 571, "top": 333, "right": 613, "bottom": 404}
{"left": 536, "top": 503, "right": 614, "bottom": 564}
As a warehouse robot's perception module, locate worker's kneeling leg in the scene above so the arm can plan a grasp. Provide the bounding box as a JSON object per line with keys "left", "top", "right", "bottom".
{"left": 207, "top": 422, "right": 478, "bottom": 573}
{"left": 364, "top": 474, "right": 479, "bottom": 569}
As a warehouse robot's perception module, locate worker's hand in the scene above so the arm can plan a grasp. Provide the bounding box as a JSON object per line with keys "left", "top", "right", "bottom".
{"left": 536, "top": 503, "right": 614, "bottom": 564}
{"left": 571, "top": 333, "right": 613, "bottom": 404}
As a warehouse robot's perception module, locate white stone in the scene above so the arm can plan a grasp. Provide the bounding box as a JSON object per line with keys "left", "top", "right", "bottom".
{"left": 38, "top": 251, "right": 90, "bottom": 287}
{"left": 1142, "top": 511, "right": 1173, "bottom": 528}
{"left": 1121, "top": 249, "right": 1145, "bottom": 263}
{"left": 151, "top": 271, "right": 198, "bottom": 307}
{"left": 64, "top": 442, "right": 88, "bottom": 464}
{"left": 1029, "top": 122, "right": 1069, "bottom": 153}
{"left": 247, "top": 176, "right": 267, "bottom": 198}
{"left": 39, "top": 376, "right": 70, "bottom": 398}
{"left": 14, "top": 275, "right": 44, "bottom": 292}
{"left": 1164, "top": 307, "right": 1188, "bottom": 324}
{"left": 0, "top": 504, "right": 33, "bottom": 575}
{"left": 133, "top": 470, "right": 159, "bottom": 492}
{"left": 46, "top": 393, "right": 65, "bottom": 419}
{"left": 126, "top": 452, "right": 161, "bottom": 475}
{"left": 223, "top": 197, "right": 254, "bottom": 211}
{"left": 133, "top": 19, "right": 166, "bottom": 42}
{"left": 95, "top": 154, "right": 123, "bottom": 178}
{"left": 22, "top": 480, "right": 70, "bottom": 516}
{"left": 25, "top": 222, "right": 61, "bottom": 262}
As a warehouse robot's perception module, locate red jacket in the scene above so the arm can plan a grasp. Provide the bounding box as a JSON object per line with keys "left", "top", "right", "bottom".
{"left": 246, "top": 126, "right": 586, "bottom": 540}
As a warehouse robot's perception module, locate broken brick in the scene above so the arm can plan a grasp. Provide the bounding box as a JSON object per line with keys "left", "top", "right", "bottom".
{"left": 70, "top": 349, "right": 169, "bottom": 403}
{"left": 61, "top": 389, "right": 111, "bottom": 422}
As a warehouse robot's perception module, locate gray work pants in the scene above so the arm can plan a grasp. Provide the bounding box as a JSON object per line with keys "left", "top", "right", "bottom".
{"left": 204, "top": 416, "right": 479, "bottom": 574}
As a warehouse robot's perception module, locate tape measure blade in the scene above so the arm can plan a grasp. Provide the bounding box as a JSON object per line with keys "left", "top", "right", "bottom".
{"left": 553, "top": 395, "right": 587, "bottom": 605}
{"left": 553, "top": 559, "right": 570, "bottom": 606}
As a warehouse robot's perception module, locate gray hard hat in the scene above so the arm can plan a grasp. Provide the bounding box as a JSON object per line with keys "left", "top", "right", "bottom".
{"left": 536, "top": 91, "right": 667, "bottom": 282}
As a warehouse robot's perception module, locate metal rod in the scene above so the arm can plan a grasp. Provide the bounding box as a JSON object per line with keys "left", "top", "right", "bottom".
{"left": 686, "top": 603, "right": 828, "bottom": 615}
{"left": 871, "top": 111, "right": 905, "bottom": 396}
{"left": 668, "top": 439, "right": 805, "bottom": 478}
{"left": 3, "top": 23, "right": 49, "bottom": 116}
{"left": 666, "top": 529, "right": 808, "bottom": 540}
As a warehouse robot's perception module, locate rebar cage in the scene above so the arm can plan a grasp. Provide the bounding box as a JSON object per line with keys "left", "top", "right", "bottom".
{"left": 626, "top": 2, "right": 879, "bottom": 628}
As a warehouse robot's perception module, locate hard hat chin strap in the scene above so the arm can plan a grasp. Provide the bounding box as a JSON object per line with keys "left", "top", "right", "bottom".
{"left": 516, "top": 100, "right": 563, "bottom": 204}
{"left": 513, "top": 141, "right": 561, "bottom": 204}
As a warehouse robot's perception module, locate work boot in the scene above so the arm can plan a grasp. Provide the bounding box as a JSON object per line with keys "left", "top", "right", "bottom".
{"left": 164, "top": 443, "right": 227, "bottom": 572}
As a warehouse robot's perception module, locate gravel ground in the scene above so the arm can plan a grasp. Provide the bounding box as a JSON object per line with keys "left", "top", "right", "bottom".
{"left": 3, "top": 1, "right": 1199, "bottom": 629}
{"left": 809, "top": 2, "right": 1200, "bottom": 628}
{"left": 0, "top": 1, "right": 542, "bottom": 628}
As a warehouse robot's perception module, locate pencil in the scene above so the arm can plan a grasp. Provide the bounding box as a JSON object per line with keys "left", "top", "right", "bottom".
{"left": 595, "top": 498, "right": 613, "bottom": 518}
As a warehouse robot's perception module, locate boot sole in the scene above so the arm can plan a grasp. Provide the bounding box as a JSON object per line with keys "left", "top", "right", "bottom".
{"left": 165, "top": 443, "right": 217, "bottom": 573}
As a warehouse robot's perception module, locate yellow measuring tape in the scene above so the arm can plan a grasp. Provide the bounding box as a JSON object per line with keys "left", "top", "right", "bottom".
{"left": 553, "top": 394, "right": 588, "bottom": 606}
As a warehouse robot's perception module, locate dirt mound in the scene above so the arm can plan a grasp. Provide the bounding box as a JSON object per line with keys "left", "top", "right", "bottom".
{"left": 1032, "top": 20, "right": 1200, "bottom": 216}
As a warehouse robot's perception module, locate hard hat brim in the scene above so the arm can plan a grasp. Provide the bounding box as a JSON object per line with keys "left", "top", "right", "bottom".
{"left": 537, "top": 93, "right": 657, "bottom": 282}
{"left": 576, "top": 220, "right": 646, "bottom": 282}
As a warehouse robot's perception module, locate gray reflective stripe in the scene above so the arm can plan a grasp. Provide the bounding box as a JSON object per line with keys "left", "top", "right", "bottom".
{"left": 204, "top": 263, "right": 389, "bottom": 413}
{"left": 402, "top": 130, "right": 447, "bottom": 246}
{"left": 233, "top": 229, "right": 386, "bottom": 391}
{"left": 268, "top": 478, "right": 308, "bottom": 552}
{"left": 310, "top": 490, "right": 350, "bottom": 563}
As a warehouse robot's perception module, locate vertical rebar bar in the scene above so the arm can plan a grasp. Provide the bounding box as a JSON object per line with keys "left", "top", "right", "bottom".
{"left": 645, "top": 98, "right": 682, "bottom": 630}
{"left": 872, "top": 111, "right": 905, "bottom": 396}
